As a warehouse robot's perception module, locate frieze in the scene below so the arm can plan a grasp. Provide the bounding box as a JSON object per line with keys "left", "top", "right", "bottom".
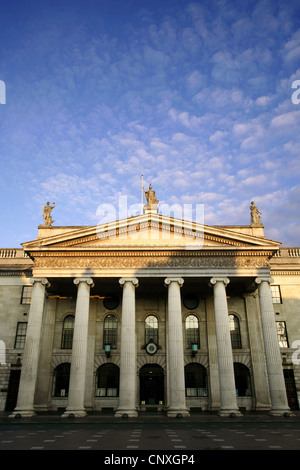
{"left": 32, "top": 251, "right": 272, "bottom": 269}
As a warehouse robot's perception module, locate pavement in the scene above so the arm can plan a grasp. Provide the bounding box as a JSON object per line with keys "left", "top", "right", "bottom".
{"left": 1, "top": 409, "right": 300, "bottom": 424}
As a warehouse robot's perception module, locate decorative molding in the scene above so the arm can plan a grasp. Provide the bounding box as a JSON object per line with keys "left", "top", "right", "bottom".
{"left": 31, "top": 251, "right": 273, "bottom": 269}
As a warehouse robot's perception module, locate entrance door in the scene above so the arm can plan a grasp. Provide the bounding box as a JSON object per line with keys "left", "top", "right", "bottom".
{"left": 5, "top": 370, "right": 21, "bottom": 411}
{"left": 140, "top": 364, "right": 164, "bottom": 405}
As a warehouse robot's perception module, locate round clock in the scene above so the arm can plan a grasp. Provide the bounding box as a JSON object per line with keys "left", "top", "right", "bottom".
{"left": 146, "top": 342, "right": 157, "bottom": 355}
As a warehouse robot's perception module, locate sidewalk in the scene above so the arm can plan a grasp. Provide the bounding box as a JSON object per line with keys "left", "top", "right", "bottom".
{"left": 1, "top": 410, "right": 299, "bottom": 425}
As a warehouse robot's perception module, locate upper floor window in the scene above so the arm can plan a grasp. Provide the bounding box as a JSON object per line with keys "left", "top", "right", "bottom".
{"left": 145, "top": 315, "right": 158, "bottom": 344}
{"left": 14, "top": 322, "right": 27, "bottom": 349}
{"left": 21, "top": 286, "right": 32, "bottom": 305}
{"left": 271, "top": 285, "right": 282, "bottom": 304}
{"left": 61, "top": 315, "right": 74, "bottom": 349}
{"left": 229, "top": 314, "right": 242, "bottom": 349}
{"left": 185, "top": 314, "right": 200, "bottom": 349}
{"left": 103, "top": 314, "right": 117, "bottom": 349}
{"left": 276, "top": 321, "right": 289, "bottom": 347}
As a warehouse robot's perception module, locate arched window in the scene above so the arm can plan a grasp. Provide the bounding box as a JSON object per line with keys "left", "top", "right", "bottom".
{"left": 52, "top": 363, "right": 70, "bottom": 397}
{"left": 61, "top": 315, "right": 74, "bottom": 349}
{"left": 145, "top": 315, "right": 158, "bottom": 344}
{"left": 185, "top": 314, "right": 200, "bottom": 348}
{"left": 234, "top": 363, "right": 252, "bottom": 396}
{"left": 103, "top": 314, "right": 117, "bottom": 349}
{"left": 96, "top": 364, "right": 119, "bottom": 397}
{"left": 229, "top": 314, "right": 242, "bottom": 349}
{"left": 185, "top": 363, "right": 208, "bottom": 397}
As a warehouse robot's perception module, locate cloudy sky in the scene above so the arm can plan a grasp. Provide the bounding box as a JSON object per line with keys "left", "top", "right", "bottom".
{"left": 0, "top": 0, "right": 300, "bottom": 247}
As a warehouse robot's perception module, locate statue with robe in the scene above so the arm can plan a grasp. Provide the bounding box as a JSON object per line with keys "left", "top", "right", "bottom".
{"left": 250, "top": 201, "right": 262, "bottom": 225}
{"left": 42, "top": 201, "right": 55, "bottom": 226}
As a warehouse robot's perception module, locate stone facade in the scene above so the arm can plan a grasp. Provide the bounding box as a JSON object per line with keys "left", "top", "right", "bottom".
{"left": 0, "top": 210, "right": 299, "bottom": 417}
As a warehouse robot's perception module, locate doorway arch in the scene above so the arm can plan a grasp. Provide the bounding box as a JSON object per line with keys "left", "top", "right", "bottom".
{"left": 139, "top": 364, "right": 164, "bottom": 405}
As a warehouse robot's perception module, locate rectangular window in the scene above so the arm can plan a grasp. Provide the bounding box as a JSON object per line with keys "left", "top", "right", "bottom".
{"left": 14, "top": 322, "right": 27, "bottom": 349}
{"left": 21, "top": 286, "right": 32, "bottom": 305}
{"left": 276, "top": 321, "right": 289, "bottom": 348}
{"left": 271, "top": 285, "right": 282, "bottom": 304}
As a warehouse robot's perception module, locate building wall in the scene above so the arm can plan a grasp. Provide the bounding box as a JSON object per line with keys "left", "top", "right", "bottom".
{"left": 1, "top": 247, "right": 300, "bottom": 414}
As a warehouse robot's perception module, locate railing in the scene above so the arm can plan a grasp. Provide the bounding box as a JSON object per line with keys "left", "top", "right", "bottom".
{"left": 273, "top": 248, "right": 300, "bottom": 258}
{"left": 0, "top": 249, "right": 29, "bottom": 259}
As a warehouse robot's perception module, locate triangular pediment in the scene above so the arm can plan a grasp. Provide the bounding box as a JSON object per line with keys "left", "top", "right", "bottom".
{"left": 23, "top": 213, "right": 281, "bottom": 253}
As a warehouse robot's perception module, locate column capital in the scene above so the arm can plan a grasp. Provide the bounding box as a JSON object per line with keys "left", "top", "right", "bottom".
{"left": 30, "top": 278, "right": 51, "bottom": 288}
{"left": 255, "top": 277, "right": 274, "bottom": 286}
{"left": 164, "top": 277, "right": 184, "bottom": 287}
{"left": 73, "top": 277, "right": 94, "bottom": 287}
{"left": 119, "top": 278, "right": 139, "bottom": 288}
{"left": 209, "top": 277, "right": 230, "bottom": 287}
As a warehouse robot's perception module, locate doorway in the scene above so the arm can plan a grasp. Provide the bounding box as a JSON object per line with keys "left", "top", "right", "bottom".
{"left": 5, "top": 370, "right": 21, "bottom": 411}
{"left": 284, "top": 369, "right": 299, "bottom": 410}
{"left": 139, "top": 364, "right": 164, "bottom": 405}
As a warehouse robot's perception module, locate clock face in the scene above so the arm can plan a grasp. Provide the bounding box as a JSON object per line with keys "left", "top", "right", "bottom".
{"left": 146, "top": 342, "right": 157, "bottom": 355}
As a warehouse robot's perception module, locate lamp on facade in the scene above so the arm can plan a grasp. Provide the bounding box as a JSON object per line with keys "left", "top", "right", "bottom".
{"left": 192, "top": 343, "right": 198, "bottom": 357}
{"left": 105, "top": 343, "right": 111, "bottom": 358}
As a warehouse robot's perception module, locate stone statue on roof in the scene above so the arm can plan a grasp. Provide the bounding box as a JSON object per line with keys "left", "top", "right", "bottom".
{"left": 250, "top": 201, "right": 262, "bottom": 226}
{"left": 144, "top": 184, "right": 159, "bottom": 210}
{"left": 42, "top": 201, "right": 55, "bottom": 226}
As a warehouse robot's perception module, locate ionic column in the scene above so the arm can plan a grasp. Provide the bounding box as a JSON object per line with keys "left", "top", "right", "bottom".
{"left": 62, "top": 277, "right": 94, "bottom": 418}
{"left": 255, "top": 277, "right": 290, "bottom": 415}
{"left": 210, "top": 278, "right": 241, "bottom": 416}
{"left": 115, "top": 278, "right": 139, "bottom": 418}
{"left": 10, "top": 278, "right": 50, "bottom": 418}
{"left": 165, "top": 278, "right": 189, "bottom": 417}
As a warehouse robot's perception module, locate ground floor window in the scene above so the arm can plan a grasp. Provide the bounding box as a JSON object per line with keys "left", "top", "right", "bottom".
{"left": 185, "top": 363, "right": 208, "bottom": 397}
{"left": 52, "top": 363, "right": 70, "bottom": 397}
{"left": 234, "top": 363, "right": 252, "bottom": 396}
{"left": 96, "top": 363, "right": 119, "bottom": 397}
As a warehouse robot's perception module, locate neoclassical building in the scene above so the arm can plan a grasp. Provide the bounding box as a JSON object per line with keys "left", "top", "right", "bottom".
{"left": 0, "top": 190, "right": 299, "bottom": 417}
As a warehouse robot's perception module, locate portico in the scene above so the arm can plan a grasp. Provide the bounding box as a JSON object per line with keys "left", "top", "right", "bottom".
{"left": 8, "top": 202, "right": 291, "bottom": 418}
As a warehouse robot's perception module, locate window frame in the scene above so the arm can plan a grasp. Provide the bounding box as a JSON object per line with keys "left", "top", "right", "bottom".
{"left": 145, "top": 314, "right": 159, "bottom": 345}
{"left": 103, "top": 314, "right": 118, "bottom": 349}
{"left": 271, "top": 285, "right": 282, "bottom": 304}
{"left": 185, "top": 314, "right": 200, "bottom": 349}
{"left": 14, "top": 322, "right": 27, "bottom": 349}
{"left": 229, "top": 314, "right": 242, "bottom": 349}
{"left": 276, "top": 320, "right": 289, "bottom": 348}
{"left": 20, "top": 286, "right": 32, "bottom": 305}
{"left": 61, "top": 315, "right": 75, "bottom": 349}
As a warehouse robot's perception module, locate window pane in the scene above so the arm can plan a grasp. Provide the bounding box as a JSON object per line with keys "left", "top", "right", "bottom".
{"left": 185, "top": 315, "right": 200, "bottom": 348}
{"left": 104, "top": 314, "right": 117, "bottom": 349}
{"left": 271, "top": 285, "right": 282, "bottom": 304}
{"left": 145, "top": 315, "right": 158, "bottom": 344}
{"left": 276, "top": 321, "right": 289, "bottom": 347}
{"left": 52, "top": 363, "right": 70, "bottom": 397}
{"left": 21, "top": 286, "right": 32, "bottom": 305}
{"left": 61, "top": 315, "right": 74, "bottom": 349}
{"left": 229, "top": 314, "right": 242, "bottom": 349}
{"left": 14, "top": 322, "right": 27, "bottom": 349}
{"left": 96, "top": 364, "right": 119, "bottom": 397}
{"left": 185, "top": 364, "right": 207, "bottom": 397}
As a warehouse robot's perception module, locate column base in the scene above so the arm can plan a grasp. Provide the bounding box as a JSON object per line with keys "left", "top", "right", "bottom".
{"left": 9, "top": 408, "right": 36, "bottom": 418}
{"left": 218, "top": 408, "right": 243, "bottom": 417}
{"left": 61, "top": 409, "right": 87, "bottom": 418}
{"left": 166, "top": 408, "right": 190, "bottom": 418}
{"left": 115, "top": 408, "right": 138, "bottom": 418}
{"left": 269, "top": 408, "right": 292, "bottom": 417}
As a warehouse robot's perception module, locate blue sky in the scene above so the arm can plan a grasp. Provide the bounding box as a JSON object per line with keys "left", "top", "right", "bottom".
{"left": 0, "top": 0, "right": 300, "bottom": 247}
